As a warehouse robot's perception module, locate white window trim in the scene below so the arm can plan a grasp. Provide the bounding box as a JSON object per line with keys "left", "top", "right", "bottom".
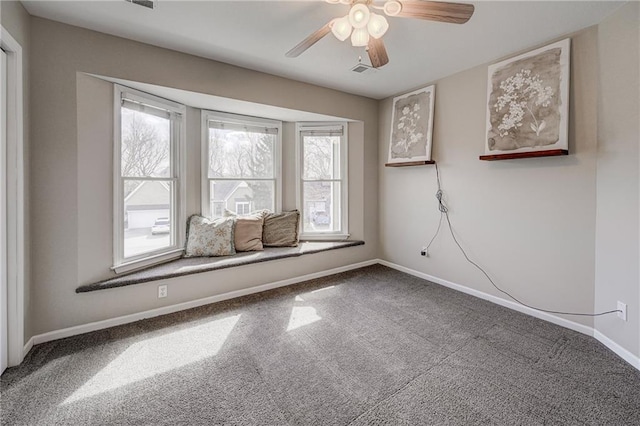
{"left": 1, "top": 26, "right": 25, "bottom": 368}
{"left": 201, "top": 110, "right": 282, "bottom": 218}
{"left": 112, "top": 85, "right": 186, "bottom": 274}
{"left": 296, "top": 122, "right": 349, "bottom": 241}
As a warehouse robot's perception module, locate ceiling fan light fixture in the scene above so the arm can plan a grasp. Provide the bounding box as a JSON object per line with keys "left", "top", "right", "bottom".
{"left": 367, "top": 13, "right": 389, "bottom": 39}
{"left": 331, "top": 16, "right": 353, "bottom": 41}
{"left": 351, "top": 27, "right": 370, "bottom": 47}
{"left": 382, "top": 1, "right": 402, "bottom": 16}
{"left": 348, "top": 3, "right": 370, "bottom": 29}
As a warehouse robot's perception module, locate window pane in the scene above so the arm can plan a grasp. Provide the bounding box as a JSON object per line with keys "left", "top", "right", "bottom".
{"left": 302, "top": 181, "right": 341, "bottom": 233}
{"left": 124, "top": 179, "right": 172, "bottom": 258}
{"left": 121, "top": 107, "right": 171, "bottom": 178}
{"left": 303, "top": 136, "right": 339, "bottom": 180}
{"left": 208, "top": 128, "right": 275, "bottom": 179}
{"left": 209, "top": 180, "right": 274, "bottom": 217}
{"left": 235, "top": 201, "right": 251, "bottom": 215}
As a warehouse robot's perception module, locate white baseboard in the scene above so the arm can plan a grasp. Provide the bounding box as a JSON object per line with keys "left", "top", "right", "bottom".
{"left": 28, "top": 259, "right": 378, "bottom": 347}
{"left": 594, "top": 330, "right": 640, "bottom": 370}
{"left": 23, "top": 336, "right": 33, "bottom": 358}
{"left": 378, "top": 259, "right": 640, "bottom": 371}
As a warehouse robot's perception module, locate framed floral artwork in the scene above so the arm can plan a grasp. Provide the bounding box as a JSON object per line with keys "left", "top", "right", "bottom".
{"left": 387, "top": 85, "right": 435, "bottom": 164}
{"left": 485, "top": 38, "right": 570, "bottom": 155}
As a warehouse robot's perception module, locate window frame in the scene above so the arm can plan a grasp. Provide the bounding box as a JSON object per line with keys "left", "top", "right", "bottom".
{"left": 112, "top": 85, "right": 186, "bottom": 274}
{"left": 201, "top": 110, "right": 282, "bottom": 218}
{"left": 296, "top": 122, "right": 349, "bottom": 240}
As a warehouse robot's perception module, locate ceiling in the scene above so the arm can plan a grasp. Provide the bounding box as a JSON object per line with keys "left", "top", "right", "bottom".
{"left": 22, "top": 1, "right": 623, "bottom": 99}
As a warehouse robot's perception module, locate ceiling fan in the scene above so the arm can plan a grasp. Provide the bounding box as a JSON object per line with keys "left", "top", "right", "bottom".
{"left": 286, "top": 0, "right": 475, "bottom": 69}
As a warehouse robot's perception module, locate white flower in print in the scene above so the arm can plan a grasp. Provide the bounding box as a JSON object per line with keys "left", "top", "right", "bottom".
{"left": 494, "top": 69, "right": 554, "bottom": 137}
{"left": 394, "top": 100, "right": 423, "bottom": 153}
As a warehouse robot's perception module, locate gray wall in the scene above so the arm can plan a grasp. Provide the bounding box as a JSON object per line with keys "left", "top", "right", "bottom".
{"left": 594, "top": 2, "right": 640, "bottom": 357}
{"left": 32, "top": 17, "right": 378, "bottom": 335}
{"left": 1, "top": 0, "right": 32, "bottom": 342}
{"left": 378, "top": 27, "right": 600, "bottom": 328}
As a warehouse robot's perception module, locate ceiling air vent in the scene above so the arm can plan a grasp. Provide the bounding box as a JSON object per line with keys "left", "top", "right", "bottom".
{"left": 125, "top": 0, "right": 155, "bottom": 10}
{"left": 351, "top": 63, "right": 376, "bottom": 75}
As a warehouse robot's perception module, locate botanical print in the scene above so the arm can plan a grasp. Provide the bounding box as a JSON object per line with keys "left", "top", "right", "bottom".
{"left": 388, "top": 85, "right": 435, "bottom": 163}
{"left": 486, "top": 39, "right": 570, "bottom": 154}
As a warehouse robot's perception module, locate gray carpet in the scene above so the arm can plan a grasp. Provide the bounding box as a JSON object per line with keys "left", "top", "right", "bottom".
{"left": 2, "top": 265, "right": 639, "bottom": 425}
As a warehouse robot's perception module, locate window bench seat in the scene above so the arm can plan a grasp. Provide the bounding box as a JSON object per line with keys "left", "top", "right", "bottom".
{"left": 76, "top": 240, "right": 364, "bottom": 293}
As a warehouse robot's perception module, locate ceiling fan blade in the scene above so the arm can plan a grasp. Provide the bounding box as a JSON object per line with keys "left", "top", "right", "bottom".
{"left": 396, "top": 1, "right": 474, "bottom": 24}
{"left": 368, "top": 37, "right": 389, "bottom": 68}
{"left": 286, "top": 21, "right": 334, "bottom": 58}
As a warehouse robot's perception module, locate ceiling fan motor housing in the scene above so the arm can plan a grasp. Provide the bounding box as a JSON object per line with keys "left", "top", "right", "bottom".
{"left": 290, "top": 0, "right": 474, "bottom": 69}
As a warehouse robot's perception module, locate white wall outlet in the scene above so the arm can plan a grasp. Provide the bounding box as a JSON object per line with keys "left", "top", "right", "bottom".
{"left": 158, "top": 285, "right": 168, "bottom": 299}
{"left": 617, "top": 301, "right": 627, "bottom": 321}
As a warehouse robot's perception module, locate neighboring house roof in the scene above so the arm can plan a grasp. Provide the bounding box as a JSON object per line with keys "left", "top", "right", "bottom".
{"left": 125, "top": 181, "right": 170, "bottom": 206}
{"left": 211, "top": 181, "right": 249, "bottom": 202}
{"left": 125, "top": 180, "right": 252, "bottom": 209}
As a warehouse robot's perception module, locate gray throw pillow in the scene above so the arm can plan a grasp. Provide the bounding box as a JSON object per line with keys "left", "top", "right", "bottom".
{"left": 263, "top": 210, "right": 300, "bottom": 247}
{"left": 184, "top": 215, "right": 236, "bottom": 257}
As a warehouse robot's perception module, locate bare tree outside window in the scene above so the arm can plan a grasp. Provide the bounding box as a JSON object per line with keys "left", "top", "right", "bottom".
{"left": 119, "top": 105, "right": 174, "bottom": 259}
{"left": 207, "top": 125, "right": 277, "bottom": 216}
{"left": 121, "top": 109, "right": 170, "bottom": 197}
{"left": 303, "top": 136, "right": 334, "bottom": 180}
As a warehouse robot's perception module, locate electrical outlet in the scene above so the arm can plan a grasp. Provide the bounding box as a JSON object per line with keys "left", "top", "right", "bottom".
{"left": 617, "top": 301, "right": 627, "bottom": 321}
{"left": 421, "top": 247, "right": 428, "bottom": 256}
{"left": 158, "top": 285, "right": 168, "bottom": 299}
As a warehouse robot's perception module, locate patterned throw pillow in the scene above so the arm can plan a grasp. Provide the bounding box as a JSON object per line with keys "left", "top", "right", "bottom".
{"left": 263, "top": 210, "right": 300, "bottom": 247}
{"left": 184, "top": 215, "right": 236, "bottom": 257}
{"left": 223, "top": 209, "right": 266, "bottom": 252}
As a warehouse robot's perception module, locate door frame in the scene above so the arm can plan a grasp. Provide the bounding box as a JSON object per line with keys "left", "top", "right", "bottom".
{"left": 1, "top": 26, "right": 25, "bottom": 368}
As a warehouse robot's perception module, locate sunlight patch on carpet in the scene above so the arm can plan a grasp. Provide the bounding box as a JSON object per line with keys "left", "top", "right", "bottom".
{"left": 311, "top": 286, "right": 335, "bottom": 293}
{"left": 287, "top": 306, "right": 321, "bottom": 331}
{"left": 62, "top": 314, "right": 241, "bottom": 405}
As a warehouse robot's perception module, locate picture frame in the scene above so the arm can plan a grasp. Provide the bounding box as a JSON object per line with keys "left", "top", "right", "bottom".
{"left": 387, "top": 85, "right": 435, "bottom": 164}
{"left": 485, "top": 38, "right": 570, "bottom": 156}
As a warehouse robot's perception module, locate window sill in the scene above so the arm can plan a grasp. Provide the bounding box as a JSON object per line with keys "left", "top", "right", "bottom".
{"left": 79, "top": 240, "right": 364, "bottom": 293}
{"left": 111, "top": 249, "right": 185, "bottom": 274}
{"left": 300, "top": 233, "right": 351, "bottom": 241}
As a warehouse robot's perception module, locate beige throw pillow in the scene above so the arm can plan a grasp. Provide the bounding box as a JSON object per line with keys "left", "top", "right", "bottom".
{"left": 263, "top": 210, "right": 300, "bottom": 247}
{"left": 224, "top": 210, "right": 265, "bottom": 252}
{"left": 184, "top": 215, "right": 235, "bottom": 257}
